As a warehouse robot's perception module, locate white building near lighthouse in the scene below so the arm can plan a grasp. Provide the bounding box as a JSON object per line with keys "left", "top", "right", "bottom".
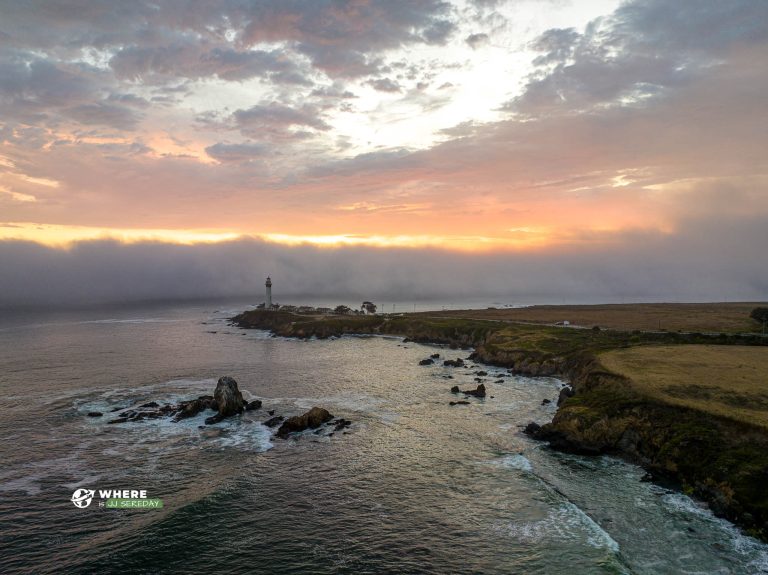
{"left": 265, "top": 276, "right": 272, "bottom": 309}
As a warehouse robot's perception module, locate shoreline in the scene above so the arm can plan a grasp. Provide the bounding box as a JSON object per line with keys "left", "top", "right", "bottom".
{"left": 232, "top": 306, "right": 768, "bottom": 542}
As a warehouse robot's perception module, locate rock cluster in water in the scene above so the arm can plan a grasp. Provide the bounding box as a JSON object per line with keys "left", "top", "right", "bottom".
{"left": 92, "top": 376, "right": 349, "bottom": 441}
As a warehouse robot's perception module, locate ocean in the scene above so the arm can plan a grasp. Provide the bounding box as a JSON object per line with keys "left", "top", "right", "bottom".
{"left": 0, "top": 300, "right": 767, "bottom": 574}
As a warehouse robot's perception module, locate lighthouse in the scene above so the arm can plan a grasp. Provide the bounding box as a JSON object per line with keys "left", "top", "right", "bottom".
{"left": 265, "top": 276, "right": 272, "bottom": 309}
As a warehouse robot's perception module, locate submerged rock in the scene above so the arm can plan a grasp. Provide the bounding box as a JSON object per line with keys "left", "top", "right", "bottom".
{"left": 419, "top": 358, "right": 434, "bottom": 366}
{"left": 107, "top": 417, "right": 129, "bottom": 424}
{"left": 245, "top": 399, "right": 262, "bottom": 411}
{"left": 443, "top": 358, "right": 465, "bottom": 367}
{"left": 333, "top": 418, "right": 352, "bottom": 431}
{"left": 276, "top": 407, "right": 334, "bottom": 439}
{"left": 430, "top": 353, "right": 440, "bottom": 359}
{"left": 449, "top": 401, "right": 470, "bottom": 406}
{"left": 263, "top": 416, "right": 284, "bottom": 428}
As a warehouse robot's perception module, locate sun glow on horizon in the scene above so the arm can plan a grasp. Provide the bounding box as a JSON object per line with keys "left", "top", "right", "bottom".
{"left": 0, "top": 222, "right": 567, "bottom": 251}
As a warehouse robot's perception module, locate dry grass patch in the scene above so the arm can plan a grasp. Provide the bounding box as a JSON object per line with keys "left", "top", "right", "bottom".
{"left": 435, "top": 302, "right": 765, "bottom": 332}
{"left": 600, "top": 345, "right": 768, "bottom": 428}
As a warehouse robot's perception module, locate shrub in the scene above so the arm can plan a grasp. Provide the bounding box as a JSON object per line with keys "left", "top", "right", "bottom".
{"left": 750, "top": 307, "right": 768, "bottom": 324}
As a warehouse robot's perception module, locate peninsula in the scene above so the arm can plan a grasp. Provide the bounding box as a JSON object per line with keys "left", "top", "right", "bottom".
{"left": 233, "top": 302, "right": 768, "bottom": 541}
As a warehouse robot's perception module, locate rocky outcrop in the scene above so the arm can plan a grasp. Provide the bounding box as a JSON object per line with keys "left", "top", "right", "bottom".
{"left": 464, "top": 383, "right": 486, "bottom": 398}
{"left": 443, "top": 358, "right": 465, "bottom": 367}
{"left": 276, "top": 407, "right": 334, "bottom": 438}
{"left": 174, "top": 396, "right": 216, "bottom": 422}
{"left": 557, "top": 386, "right": 574, "bottom": 405}
{"left": 214, "top": 376, "right": 245, "bottom": 417}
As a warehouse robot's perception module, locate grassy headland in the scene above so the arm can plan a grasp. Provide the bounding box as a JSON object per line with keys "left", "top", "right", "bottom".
{"left": 232, "top": 302, "right": 768, "bottom": 539}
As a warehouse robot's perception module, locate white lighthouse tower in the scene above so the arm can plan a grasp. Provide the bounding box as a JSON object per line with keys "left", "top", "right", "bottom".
{"left": 265, "top": 276, "right": 272, "bottom": 309}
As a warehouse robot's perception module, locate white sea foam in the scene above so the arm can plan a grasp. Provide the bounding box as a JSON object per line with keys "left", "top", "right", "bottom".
{"left": 660, "top": 491, "right": 768, "bottom": 572}
{"left": 498, "top": 503, "right": 620, "bottom": 552}
{"left": 492, "top": 454, "right": 533, "bottom": 472}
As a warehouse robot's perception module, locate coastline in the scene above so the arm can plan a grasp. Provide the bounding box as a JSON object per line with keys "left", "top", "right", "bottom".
{"left": 232, "top": 306, "right": 768, "bottom": 541}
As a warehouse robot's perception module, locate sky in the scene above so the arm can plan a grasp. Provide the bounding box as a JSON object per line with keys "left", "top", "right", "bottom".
{"left": 0, "top": 0, "right": 767, "bottom": 307}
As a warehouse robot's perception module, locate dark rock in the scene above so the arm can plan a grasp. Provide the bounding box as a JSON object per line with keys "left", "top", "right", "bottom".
{"left": 205, "top": 414, "right": 223, "bottom": 425}
{"left": 107, "top": 417, "right": 129, "bottom": 424}
{"left": 173, "top": 398, "right": 212, "bottom": 422}
{"left": 87, "top": 411, "right": 103, "bottom": 417}
{"left": 640, "top": 472, "right": 654, "bottom": 483}
{"left": 449, "top": 401, "right": 471, "bottom": 406}
{"left": 419, "top": 358, "right": 434, "bottom": 366}
{"left": 475, "top": 371, "right": 488, "bottom": 376}
{"left": 495, "top": 379, "right": 504, "bottom": 383}
{"left": 276, "top": 407, "right": 334, "bottom": 439}
{"left": 443, "top": 358, "right": 465, "bottom": 367}
{"left": 450, "top": 385, "right": 461, "bottom": 393}
{"left": 523, "top": 422, "right": 542, "bottom": 436}
{"left": 474, "top": 377, "right": 483, "bottom": 383}
{"left": 268, "top": 410, "right": 275, "bottom": 416}
{"left": 263, "top": 416, "right": 284, "bottom": 428}
{"left": 213, "top": 376, "right": 246, "bottom": 417}
{"left": 140, "top": 401, "right": 159, "bottom": 409}
{"left": 109, "top": 407, "right": 122, "bottom": 412}
{"left": 430, "top": 353, "right": 440, "bottom": 359}
{"left": 245, "top": 399, "right": 262, "bottom": 411}
{"left": 464, "top": 383, "right": 486, "bottom": 398}
{"left": 557, "top": 386, "right": 575, "bottom": 405}
{"left": 542, "top": 398, "right": 552, "bottom": 405}
{"left": 333, "top": 418, "right": 352, "bottom": 431}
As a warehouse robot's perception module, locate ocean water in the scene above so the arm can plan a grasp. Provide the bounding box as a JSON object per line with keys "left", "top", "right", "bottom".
{"left": 0, "top": 300, "right": 767, "bottom": 574}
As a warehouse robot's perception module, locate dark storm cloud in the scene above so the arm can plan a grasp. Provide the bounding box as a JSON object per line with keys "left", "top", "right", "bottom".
{"left": 0, "top": 212, "right": 766, "bottom": 309}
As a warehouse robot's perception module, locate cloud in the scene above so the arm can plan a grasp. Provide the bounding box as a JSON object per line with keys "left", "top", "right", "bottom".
{"left": 205, "top": 142, "right": 269, "bottom": 164}
{"left": 465, "top": 32, "right": 489, "bottom": 49}
{"left": 64, "top": 102, "right": 142, "bottom": 130}
{"left": 241, "top": 0, "right": 456, "bottom": 77}
{"left": 0, "top": 211, "right": 766, "bottom": 309}
{"left": 232, "top": 102, "right": 331, "bottom": 138}
{"left": 367, "top": 78, "right": 402, "bottom": 93}
{"left": 510, "top": 0, "right": 768, "bottom": 117}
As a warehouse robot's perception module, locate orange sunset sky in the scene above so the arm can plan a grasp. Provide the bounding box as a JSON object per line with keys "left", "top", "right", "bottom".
{"left": 0, "top": 0, "right": 767, "bottom": 305}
